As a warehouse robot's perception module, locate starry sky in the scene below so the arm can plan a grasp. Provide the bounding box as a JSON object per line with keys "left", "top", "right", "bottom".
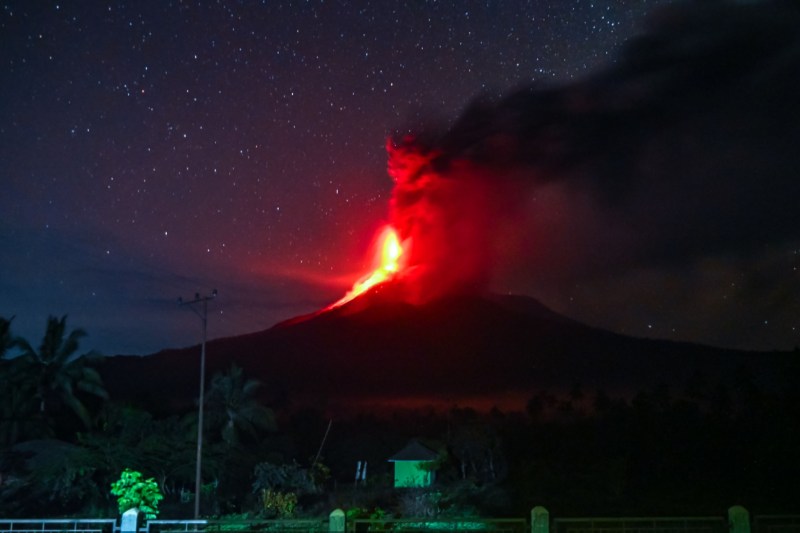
{"left": 1, "top": 0, "right": 798, "bottom": 356}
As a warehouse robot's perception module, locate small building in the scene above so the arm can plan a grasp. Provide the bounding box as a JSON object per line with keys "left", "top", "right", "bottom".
{"left": 388, "top": 439, "right": 438, "bottom": 488}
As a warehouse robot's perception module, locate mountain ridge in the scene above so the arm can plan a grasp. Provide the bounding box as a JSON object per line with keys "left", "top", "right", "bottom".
{"left": 100, "top": 290, "right": 792, "bottom": 414}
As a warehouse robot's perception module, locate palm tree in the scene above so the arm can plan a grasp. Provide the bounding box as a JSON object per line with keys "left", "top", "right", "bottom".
{"left": 204, "top": 364, "right": 275, "bottom": 446}
{"left": 0, "top": 378, "right": 50, "bottom": 446}
{"left": 15, "top": 315, "right": 108, "bottom": 429}
{"left": 1, "top": 316, "right": 45, "bottom": 445}
{"left": 0, "top": 316, "right": 15, "bottom": 358}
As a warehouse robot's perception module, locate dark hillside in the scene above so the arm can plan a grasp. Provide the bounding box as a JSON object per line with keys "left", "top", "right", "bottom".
{"left": 101, "top": 290, "right": 793, "bottom": 414}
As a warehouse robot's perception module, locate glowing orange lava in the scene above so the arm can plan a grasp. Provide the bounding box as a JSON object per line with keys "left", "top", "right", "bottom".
{"left": 327, "top": 225, "right": 405, "bottom": 309}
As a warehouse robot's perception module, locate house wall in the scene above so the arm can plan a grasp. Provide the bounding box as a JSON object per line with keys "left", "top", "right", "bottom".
{"left": 393, "top": 461, "right": 433, "bottom": 488}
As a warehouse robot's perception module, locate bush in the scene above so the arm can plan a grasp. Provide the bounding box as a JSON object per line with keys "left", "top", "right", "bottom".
{"left": 260, "top": 489, "right": 297, "bottom": 518}
{"left": 110, "top": 469, "right": 163, "bottom": 519}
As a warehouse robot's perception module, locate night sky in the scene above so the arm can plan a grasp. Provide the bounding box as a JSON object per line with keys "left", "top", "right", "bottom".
{"left": 1, "top": 0, "right": 798, "bottom": 356}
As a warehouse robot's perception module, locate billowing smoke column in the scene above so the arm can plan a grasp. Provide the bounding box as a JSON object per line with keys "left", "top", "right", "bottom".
{"left": 385, "top": 137, "right": 516, "bottom": 302}
{"left": 380, "top": 0, "right": 800, "bottom": 303}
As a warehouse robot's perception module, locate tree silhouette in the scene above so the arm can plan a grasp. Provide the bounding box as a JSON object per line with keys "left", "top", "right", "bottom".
{"left": 0, "top": 316, "right": 13, "bottom": 358}
{"left": 14, "top": 315, "right": 108, "bottom": 429}
{"left": 205, "top": 364, "right": 276, "bottom": 447}
{"left": 0, "top": 316, "right": 49, "bottom": 445}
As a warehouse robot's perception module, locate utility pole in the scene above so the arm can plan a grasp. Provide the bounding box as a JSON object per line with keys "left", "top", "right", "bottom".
{"left": 178, "top": 289, "right": 217, "bottom": 519}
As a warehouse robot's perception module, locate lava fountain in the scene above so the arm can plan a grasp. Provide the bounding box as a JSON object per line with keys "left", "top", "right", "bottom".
{"left": 323, "top": 135, "right": 501, "bottom": 312}
{"left": 325, "top": 225, "right": 408, "bottom": 310}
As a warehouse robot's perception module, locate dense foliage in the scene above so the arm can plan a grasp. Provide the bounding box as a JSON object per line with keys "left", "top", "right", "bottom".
{"left": 110, "top": 469, "right": 163, "bottom": 519}
{"left": 1, "top": 314, "right": 798, "bottom": 518}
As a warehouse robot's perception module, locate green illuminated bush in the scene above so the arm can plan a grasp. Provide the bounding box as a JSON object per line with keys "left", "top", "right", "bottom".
{"left": 260, "top": 488, "right": 297, "bottom": 518}
{"left": 110, "top": 468, "right": 163, "bottom": 519}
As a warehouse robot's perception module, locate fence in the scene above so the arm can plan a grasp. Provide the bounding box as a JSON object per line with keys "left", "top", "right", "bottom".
{"left": 145, "top": 520, "right": 327, "bottom": 533}
{"left": 753, "top": 516, "right": 800, "bottom": 533}
{"left": 348, "top": 518, "right": 527, "bottom": 533}
{"left": 1, "top": 508, "right": 798, "bottom": 533}
{"left": 142, "top": 521, "right": 204, "bottom": 533}
{"left": 0, "top": 520, "right": 117, "bottom": 533}
{"left": 551, "top": 517, "right": 726, "bottom": 533}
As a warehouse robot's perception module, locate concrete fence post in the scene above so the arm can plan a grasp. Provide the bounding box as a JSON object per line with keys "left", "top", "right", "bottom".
{"left": 532, "top": 506, "right": 550, "bottom": 533}
{"left": 121, "top": 508, "right": 142, "bottom": 533}
{"left": 330, "top": 508, "right": 345, "bottom": 533}
{"left": 729, "top": 506, "right": 750, "bottom": 533}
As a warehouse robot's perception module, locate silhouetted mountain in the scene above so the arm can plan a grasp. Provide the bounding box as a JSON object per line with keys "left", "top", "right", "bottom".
{"left": 100, "top": 288, "right": 793, "bottom": 414}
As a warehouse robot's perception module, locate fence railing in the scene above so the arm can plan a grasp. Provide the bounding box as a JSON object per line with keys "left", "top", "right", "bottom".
{"left": 753, "top": 516, "right": 800, "bottom": 533}
{"left": 145, "top": 520, "right": 327, "bottom": 533}
{"left": 2, "top": 510, "right": 799, "bottom": 533}
{"left": 143, "top": 521, "right": 205, "bottom": 533}
{"left": 348, "top": 518, "right": 527, "bottom": 533}
{"left": 0, "top": 520, "right": 117, "bottom": 533}
{"left": 551, "top": 517, "right": 727, "bottom": 533}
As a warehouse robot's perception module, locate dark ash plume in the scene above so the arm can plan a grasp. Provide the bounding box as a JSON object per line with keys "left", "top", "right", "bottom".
{"left": 387, "top": 0, "right": 800, "bottom": 296}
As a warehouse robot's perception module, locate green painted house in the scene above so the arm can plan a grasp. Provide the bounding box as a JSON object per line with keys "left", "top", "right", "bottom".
{"left": 388, "top": 439, "right": 438, "bottom": 488}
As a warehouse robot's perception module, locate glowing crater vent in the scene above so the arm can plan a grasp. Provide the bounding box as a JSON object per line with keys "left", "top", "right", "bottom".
{"left": 327, "top": 225, "right": 406, "bottom": 309}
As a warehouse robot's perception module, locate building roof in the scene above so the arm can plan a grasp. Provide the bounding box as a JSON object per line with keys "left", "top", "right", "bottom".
{"left": 388, "top": 439, "right": 439, "bottom": 462}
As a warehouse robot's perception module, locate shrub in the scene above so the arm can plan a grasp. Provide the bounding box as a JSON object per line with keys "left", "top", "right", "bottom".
{"left": 110, "top": 469, "right": 163, "bottom": 519}
{"left": 260, "top": 489, "right": 297, "bottom": 518}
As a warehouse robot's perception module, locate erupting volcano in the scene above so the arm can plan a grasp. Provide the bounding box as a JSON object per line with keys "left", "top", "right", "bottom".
{"left": 323, "top": 137, "right": 505, "bottom": 313}
{"left": 98, "top": 0, "right": 800, "bottom": 417}
{"left": 326, "top": 225, "right": 407, "bottom": 310}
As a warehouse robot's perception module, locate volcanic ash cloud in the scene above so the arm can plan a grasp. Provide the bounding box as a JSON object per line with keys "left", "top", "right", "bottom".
{"left": 383, "top": 0, "right": 800, "bottom": 301}
{"left": 386, "top": 137, "right": 527, "bottom": 303}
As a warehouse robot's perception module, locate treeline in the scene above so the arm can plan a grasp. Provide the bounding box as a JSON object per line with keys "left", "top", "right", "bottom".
{"left": 0, "top": 315, "right": 284, "bottom": 517}
{"left": 1, "top": 315, "right": 799, "bottom": 518}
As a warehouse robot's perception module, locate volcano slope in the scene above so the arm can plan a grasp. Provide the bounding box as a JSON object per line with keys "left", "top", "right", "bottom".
{"left": 100, "top": 289, "right": 793, "bottom": 414}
